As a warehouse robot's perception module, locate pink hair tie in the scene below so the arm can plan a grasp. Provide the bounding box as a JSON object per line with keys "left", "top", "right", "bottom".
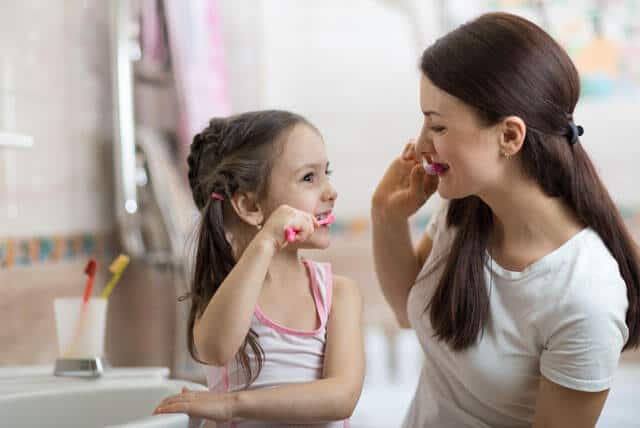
{"left": 211, "top": 192, "right": 225, "bottom": 201}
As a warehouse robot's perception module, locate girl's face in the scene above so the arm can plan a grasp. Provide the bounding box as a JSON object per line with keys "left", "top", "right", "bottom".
{"left": 262, "top": 123, "right": 338, "bottom": 249}
{"left": 415, "top": 75, "right": 504, "bottom": 199}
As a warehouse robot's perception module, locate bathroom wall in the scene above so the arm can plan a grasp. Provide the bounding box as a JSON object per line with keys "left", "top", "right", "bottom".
{"left": 0, "top": 1, "right": 114, "bottom": 238}
{"left": 0, "top": 1, "right": 180, "bottom": 368}
{"left": 1, "top": 0, "right": 639, "bottom": 369}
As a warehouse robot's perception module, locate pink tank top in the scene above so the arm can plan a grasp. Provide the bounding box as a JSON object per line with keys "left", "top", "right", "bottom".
{"left": 204, "top": 260, "right": 349, "bottom": 428}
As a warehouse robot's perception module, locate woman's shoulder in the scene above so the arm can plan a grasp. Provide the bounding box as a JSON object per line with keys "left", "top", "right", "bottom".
{"left": 549, "top": 228, "right": 627, "bottom": 316}
{"left": 567, "top": 229, "right": 627, "bottom": 289}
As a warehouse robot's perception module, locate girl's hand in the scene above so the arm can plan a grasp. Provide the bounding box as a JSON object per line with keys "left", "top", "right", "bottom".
{"left": 257, "top": 205, "right": 319, "bottom": 249}
{"left": 372, "top": 140, "right": 438, "bottom": 220}
{"left": 153, "top": 387, "right": 235, "bottom": 422}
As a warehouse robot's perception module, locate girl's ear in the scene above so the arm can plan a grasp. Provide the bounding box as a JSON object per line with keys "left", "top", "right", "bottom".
{"left": 229, "top": 192, "right": 264, "bottom": 228}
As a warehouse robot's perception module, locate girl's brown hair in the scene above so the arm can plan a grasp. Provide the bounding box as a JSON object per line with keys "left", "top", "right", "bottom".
{"left": 184, "top": 110, "right": 312, "bottom": 384}
{"left": 421, "top": 12, "right": 640, "bottom": 351}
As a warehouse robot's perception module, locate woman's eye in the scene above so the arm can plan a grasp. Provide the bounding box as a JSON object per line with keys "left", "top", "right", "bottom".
{"left": 325, "top": 169, "right": 333, "bottom": 177}
{"left": 430, "top": 126, "right": 446, "bottom": 133}
{"left": 303, "top": 173, "right": 314, "bottom": 182}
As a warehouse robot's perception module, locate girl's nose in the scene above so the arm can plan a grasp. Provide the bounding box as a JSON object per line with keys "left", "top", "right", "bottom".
{"left": 324, "top": 182, "right": 338, "bottom": 202}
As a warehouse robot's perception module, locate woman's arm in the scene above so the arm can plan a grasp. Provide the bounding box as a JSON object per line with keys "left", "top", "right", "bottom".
{"left": 532, "top": 376, "right": 609, "bottom": 428}
{"left": 372, "top": 207, "right": 431, "bottom": 327}
{"left": 371, "top": 142, "right": 437, "bottom": 327}
{"left": 155, "top": 276, "right": 365, "bottom": 423}
{"left": 194, "top": 206, "right": 317, "bottom": 366}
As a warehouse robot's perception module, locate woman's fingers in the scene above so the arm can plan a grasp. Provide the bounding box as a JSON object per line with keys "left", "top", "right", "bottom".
{"left": 409, "top": 163, "right": 427, "bottom": 200}
{"left": 410, "top": 163, "right": 438, "bottom": 201}
{"left": 402, "top": 139, "right": 417, "bottom": 161}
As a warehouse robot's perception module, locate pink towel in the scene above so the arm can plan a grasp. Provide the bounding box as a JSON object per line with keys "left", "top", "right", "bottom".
{"left": 163, "top": 0, "right": 232, "bottom": 160}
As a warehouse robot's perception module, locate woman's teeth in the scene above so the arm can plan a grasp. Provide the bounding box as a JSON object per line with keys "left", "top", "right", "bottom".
{"left": 422, "top": 158, "right": 449, "bottom": 175}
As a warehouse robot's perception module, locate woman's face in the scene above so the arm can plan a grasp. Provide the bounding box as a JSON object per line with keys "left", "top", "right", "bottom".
{"left": 415, "top": 75, "right": 505, "bottom": 200}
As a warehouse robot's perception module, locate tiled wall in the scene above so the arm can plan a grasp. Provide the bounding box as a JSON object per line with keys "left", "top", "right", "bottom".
{"left": 0, "top": 0, "right": 128, "bottom": 366}
{"left": 0, "top": 1, "right": 114, "bottom": 238}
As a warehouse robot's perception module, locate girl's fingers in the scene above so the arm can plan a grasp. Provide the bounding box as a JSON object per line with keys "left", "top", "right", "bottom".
{"left": 158, "top": 391, "right": 197, "bottom": 407}
{"left": 157, "top": 394, "right": 182, "bottom": 407}
{"left": 154, "top": 402, "right": 190, "bottom": 414}
{"left": 292, "top": 219, "right": 314, "bottom": 242}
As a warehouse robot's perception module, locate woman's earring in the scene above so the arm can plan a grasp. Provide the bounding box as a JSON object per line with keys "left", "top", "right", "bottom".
{"left": 256, "top": 222, "right": 263, "bottom": 230}
{"left": 502, "top": 151, "right": 512, "bottom": 160}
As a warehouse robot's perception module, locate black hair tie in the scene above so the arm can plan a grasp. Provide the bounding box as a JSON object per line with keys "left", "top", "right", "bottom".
{"left": 566, "top": 121, "right": 584, "bottom": 145}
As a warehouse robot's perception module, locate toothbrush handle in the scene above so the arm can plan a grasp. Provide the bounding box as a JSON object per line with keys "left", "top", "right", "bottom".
{"left": 285, "top": 228, "right": 297, "bottom": 242}
{"left": 285, "top": 214, "right": 335, "bottom": 242}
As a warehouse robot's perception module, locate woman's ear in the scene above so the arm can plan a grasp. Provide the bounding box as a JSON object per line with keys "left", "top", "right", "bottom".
{"left": 229, "top": 192, "right": 264, "bottom": 228}
{"left": 499, "top": 116, "right": 526, "bottom": 157}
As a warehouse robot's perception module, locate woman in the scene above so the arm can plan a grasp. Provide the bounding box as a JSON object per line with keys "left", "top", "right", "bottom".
{"left": 371, "top": 12, "right": 639, "bottom": 428}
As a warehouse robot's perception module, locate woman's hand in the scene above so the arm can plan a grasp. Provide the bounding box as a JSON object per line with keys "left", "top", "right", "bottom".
{"left": 256, "top": 205, "right": 319, "bottom": 250}
{"left": 153, "top": 387, "right": 235, "bottom": 422}
{"left": 372, "top": 141, "right": 438, "bottom": 221}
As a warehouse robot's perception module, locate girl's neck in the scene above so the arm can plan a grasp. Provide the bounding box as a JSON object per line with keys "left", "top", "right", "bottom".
{"left": 264, "top": 248, "right": 307, "bottom": 289}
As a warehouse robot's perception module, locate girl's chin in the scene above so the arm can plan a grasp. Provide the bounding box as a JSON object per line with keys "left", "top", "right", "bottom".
{"left": 303, "top": 236, "right": 331, "bottom": 250}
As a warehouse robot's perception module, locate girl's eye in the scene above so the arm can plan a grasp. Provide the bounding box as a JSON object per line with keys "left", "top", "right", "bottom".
{"left": 430, "top": 126, "right": 446, "bottom": 133}
{"left": 303, "top": 173, "right": 314, "bottom": 182}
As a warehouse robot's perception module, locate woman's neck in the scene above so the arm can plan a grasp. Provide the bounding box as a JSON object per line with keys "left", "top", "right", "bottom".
{"left": 479, "top": 176, "right": 585, "bottom": 268}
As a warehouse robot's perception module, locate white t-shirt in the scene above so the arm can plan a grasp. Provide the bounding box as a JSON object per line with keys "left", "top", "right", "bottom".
{"left": 403, "top": 201, "right": 629, "bottom": 428}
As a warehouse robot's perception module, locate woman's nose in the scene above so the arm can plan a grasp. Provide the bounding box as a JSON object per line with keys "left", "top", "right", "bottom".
{"left": 416, "top": 129, "right": 435, "bottom": 161}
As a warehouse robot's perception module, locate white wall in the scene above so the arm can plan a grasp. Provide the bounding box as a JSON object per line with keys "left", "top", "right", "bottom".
{"left": 217, "top": 0, "right": 639, "bottom": 219}
{"left": 218, "top": 0, "right": 444, "bottom": 218}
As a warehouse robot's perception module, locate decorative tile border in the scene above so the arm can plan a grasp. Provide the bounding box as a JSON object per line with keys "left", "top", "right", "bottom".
{"left": 1, "top": 207, "right": 638, "bottom": 269}
{"left": 0, "top": 232, "right": 115, "bottom": 269}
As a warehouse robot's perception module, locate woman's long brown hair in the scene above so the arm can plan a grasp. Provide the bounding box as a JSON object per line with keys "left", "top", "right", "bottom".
{"left": 421, "top": 13, "right": 640, "bottom": 351}
{"left": 184, "top": 110, "right": 312, "bottom": 385}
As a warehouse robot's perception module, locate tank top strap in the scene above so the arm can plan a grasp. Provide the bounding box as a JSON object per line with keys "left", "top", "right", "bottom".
{"left": 303, "top": 259, "right": 333, "bottom": 325}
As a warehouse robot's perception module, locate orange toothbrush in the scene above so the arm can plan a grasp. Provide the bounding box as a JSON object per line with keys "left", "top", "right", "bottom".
{"left": 63, "top": 258, "right": 97, "bottom": 358}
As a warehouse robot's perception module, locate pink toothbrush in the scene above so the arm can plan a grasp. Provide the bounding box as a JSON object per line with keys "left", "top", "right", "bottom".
{"left": 423, "top": 158, "right": 447, "bottom": 175}
{"left": 285, "top": 214, "right": 335, "bottom": 242}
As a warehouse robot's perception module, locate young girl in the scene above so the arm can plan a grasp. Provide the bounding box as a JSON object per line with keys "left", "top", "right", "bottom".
{"left": 154, "top": 110, "right": 364, "bottom": 427}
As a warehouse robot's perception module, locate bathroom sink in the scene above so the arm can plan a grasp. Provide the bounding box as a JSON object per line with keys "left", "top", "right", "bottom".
{"left": 0, "top": 366, "right": 207, "bottom": 428}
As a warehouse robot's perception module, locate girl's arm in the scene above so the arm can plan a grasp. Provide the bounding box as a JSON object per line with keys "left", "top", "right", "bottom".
{"left": 155, "top": 275, "right": 365, "bottom": 423}
{"left": 194, "top": 206, "right": 317, "bottom": 366}
{"left": 532, "top": 376, "right": 608, "bottom": 428}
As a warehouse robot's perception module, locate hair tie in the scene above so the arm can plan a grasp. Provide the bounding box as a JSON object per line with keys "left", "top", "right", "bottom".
{"left": 566, "top": 121, "right": 584, "bottom": 145}
{"left": 211, "top": 192, "right": 225, "bottom": 201}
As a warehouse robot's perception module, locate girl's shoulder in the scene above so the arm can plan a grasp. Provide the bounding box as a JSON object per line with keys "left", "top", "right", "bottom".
{"left": 330, "top": 275, "right": 362, "bottom": 313}
{"left": 332, "top": 274, "right": 360, "bottom": 294}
